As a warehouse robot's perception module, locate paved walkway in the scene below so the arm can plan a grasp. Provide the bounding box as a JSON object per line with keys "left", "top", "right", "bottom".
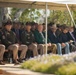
{"left": 0, "top": 64, "right": 54, "bottom": 75}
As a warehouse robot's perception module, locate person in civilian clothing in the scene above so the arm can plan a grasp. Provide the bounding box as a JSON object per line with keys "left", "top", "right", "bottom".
{"left": 34, "top": 24, "right": 57, "bottom": 54}
{"left": 12, "top": 22, "right": 22, "bottom": 43}
{"left": 48, "top": 24, "right": 59, "bottom": 44}
{"left": 58, "top": 25, "right": 70, "bottom": 55}
{"left": 67, "top": 26, "right": 76, "bottom": 51}
{"left": 74, "top": 26, "right": 76, "bottom": 37}
{"left": 48, "top": 24, "right": 62, "bottom": 55}
{"left": 67, "top": 26, "right": 76, "bottom": 42}
{"left": 48, "top": 22, "right": 54, "bottom": 35}
{"left": 56, "top": 24, "right": 62, "bottom": 36}
{"left": 20, "top": 22, "right": 25, "bottom": 31}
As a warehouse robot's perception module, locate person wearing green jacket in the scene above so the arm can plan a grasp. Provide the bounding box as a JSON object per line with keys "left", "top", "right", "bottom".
{"left": 34, "top": 24, "right": 57, "bottom": 54}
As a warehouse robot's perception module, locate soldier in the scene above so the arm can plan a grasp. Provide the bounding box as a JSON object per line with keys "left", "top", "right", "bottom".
{"left": 0, "top": 20, "right": 27, "bottom": 64}
{"left": 0, "top": 28, "right": 5, "bottom": 65}
{"left": 0, "top": 44, "right": 5, "bottom": 65}
{"left": 21, "top": 22, "right": 39, "bottom": 57}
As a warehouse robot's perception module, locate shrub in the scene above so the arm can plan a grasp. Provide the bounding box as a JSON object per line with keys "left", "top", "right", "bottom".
{"left": 21, "top": 60, "right": 38, "bottom": 69}
{"left": 21, "top": 54, "right": 76, "bottom": 74}
{"left": 56, "top": 63, "right": 76, "bottom": 75}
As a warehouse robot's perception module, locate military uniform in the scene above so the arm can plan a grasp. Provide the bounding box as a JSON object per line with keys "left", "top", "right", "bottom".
{"left": 21, "top": 30, "right": 39, "bottom": 56}
{"left": 0, "top": 28, "right": 27, "bottom": 61}
{"left": 0, "top": 32, "right": 5, "bottom": 63}
{"left": 0, "top": 44, "right": 5, "bottom": 61}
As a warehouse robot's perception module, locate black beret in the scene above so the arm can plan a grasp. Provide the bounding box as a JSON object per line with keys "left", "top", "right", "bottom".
{"left": 3, "top": 20, "right": 12, "bottom": 26}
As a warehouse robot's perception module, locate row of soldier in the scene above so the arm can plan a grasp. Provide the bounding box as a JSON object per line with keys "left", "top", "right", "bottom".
{"left": 0, "top": 21, "right": 76, "bottom": 65}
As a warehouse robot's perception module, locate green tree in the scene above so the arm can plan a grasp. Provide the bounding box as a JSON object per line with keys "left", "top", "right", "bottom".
{"left": 10, "top": 8, "right": 41, "bottom": 22}
{"left": 48, "top": 10, "right": 72, "bottom": 26}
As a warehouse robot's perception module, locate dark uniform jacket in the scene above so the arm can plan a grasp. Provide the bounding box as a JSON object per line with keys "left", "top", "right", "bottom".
{"left": 0, "top": 28, "right": 18, "bottom": 48}
{"left": 21, "top": 30, "right": 35, "bottom": 45}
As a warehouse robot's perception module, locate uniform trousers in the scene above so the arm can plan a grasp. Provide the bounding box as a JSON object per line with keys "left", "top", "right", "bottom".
{"left": 8, "top": 44, "right": 27, "bottom": 60}
{"left": 0, "top": 44, "right": 5, "bottom": 61}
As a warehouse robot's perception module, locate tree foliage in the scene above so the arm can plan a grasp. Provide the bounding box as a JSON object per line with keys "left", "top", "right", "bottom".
{"left": 10, "top": 8, "right": 41, "bottom": 22}
{"left": 48, "top": 10, "right": 72, "bottom": 26}
{"left": 10, "top": 8, "right": 76, "bottom": 26}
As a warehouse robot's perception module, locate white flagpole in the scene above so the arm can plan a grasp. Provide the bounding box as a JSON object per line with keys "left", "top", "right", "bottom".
{"left": 66, "top": 4, "right": 76, "bottom": 27}
{"left": 45, "top": 2, "right": 48, "bottom": 55}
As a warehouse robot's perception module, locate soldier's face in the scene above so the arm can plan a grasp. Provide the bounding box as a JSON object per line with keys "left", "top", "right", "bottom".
{"left": 5, "top": 25, "right": 12, "bottom": 31}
